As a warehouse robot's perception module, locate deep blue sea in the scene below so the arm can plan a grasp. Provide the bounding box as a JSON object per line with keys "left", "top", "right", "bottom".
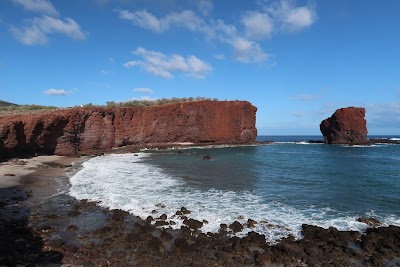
{"left": 69, "top": 135, "right": 400, "bottom": 242}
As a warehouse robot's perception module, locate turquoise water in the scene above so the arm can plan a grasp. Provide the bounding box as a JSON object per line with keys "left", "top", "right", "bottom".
{"left": 146, "top": 136, "right": 400, "bottom": 216}
{"left": 69, "top": 135, "right": 400, "bottom": 241}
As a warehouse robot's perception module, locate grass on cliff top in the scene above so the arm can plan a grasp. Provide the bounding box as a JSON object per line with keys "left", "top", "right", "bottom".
{"left": 0, "top": 97, "right": 220, "bottom": 116}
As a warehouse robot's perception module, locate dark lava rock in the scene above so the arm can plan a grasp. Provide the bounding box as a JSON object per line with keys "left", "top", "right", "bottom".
{"left": 67, "top": 210, "right": 81, "bottom": 217}
{"left": 176, "top": 206, "right": 191, "bottom": 215}
{"left": 111, "top": 209, "right": 128, "bottom": 221}
{"left": 146, "top": 216, "right": 153, "bottom": 223}
{"left": 220, "top": 223, "right": 228, "bottom": 230}
{"left": 247, "top": 218, "right": 257, "bottom": 228}
{"left": 183, "top": 218, "right": 203, "bottom": 230}
{"left": 202, "top": 155, "right": 212, "bottom": 160}
{"left": 154, "top": 220, "right": 169, "bottom": 227}
{"left": 66, "top": 225, "right": 78, "bottom": 231}
{"left": 160, "top": 230, "right": 173, "bottom": 241}
{"left": 229, "top": 221, "right": 244, "bottom": 233}
{"left": 158, "top": 213, "right": 167, "bottom": 220}
{"left": 357, "top": 217, "right": 382, "bottom": 227}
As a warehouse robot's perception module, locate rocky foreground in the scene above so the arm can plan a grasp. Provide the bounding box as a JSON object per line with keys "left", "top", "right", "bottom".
{"left": 1, "top": 185, "right": 399, "bottom": 267}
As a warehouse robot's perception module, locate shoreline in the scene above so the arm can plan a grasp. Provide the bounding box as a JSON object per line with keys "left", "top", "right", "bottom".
{"left": 1, "top": 154, "right": 400, "bottom": 266}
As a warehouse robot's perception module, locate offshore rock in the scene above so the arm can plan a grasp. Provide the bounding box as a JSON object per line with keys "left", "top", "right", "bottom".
{"left": 0, "top": 101, "right": 257, "bottom": 160}
{"left": 320, "top": 107, "right": 368, "bottom": 145}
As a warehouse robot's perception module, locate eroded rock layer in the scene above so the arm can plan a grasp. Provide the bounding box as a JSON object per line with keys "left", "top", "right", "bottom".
{"left": 0, "top": 101, "right": 257, "bottom": 159}
{"left": 320, "top": 107, "right": 368, "bottom": 145}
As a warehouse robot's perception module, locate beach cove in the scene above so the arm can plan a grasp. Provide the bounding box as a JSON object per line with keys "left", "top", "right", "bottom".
{"left": 1, "top": 136, "right": 400, "bottom": 266}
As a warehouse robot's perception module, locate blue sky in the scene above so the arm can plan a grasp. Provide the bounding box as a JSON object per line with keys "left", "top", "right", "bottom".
{"left": 1, "top": 0, "right": 399, "bottom": 135}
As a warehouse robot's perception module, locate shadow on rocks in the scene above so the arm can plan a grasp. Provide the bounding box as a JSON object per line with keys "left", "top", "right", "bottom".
{"left": 0, "top": 188, "right": 63, "bottom": 266}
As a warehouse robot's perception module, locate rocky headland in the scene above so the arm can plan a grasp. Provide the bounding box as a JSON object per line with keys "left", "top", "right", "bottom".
{"left": 0, "top": 101, "right": 257, "bottom": 161}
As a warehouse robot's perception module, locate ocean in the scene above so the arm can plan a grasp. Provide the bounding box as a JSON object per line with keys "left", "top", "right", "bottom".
{"left": 69, "top": 135, "right": 400, "bottom": 243}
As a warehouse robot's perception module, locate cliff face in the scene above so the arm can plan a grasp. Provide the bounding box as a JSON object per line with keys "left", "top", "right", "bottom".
{"left": 320, "top": 107, "right": 368, "bottom": 145}
{"left": 0, "top": 101, "right": 257, "bottom": 159}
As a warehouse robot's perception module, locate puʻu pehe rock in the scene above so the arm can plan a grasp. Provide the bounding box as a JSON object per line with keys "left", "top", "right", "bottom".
{"left": 0, "top": 101, "right": 257, "bottom": 160}
{"left": 320, "top": 107, "right": 368, "bottom": 145}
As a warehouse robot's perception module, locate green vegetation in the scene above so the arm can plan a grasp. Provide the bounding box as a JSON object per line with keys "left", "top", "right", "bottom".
{"left": 0, "top": 104, "right": 58, "bottom": 112}
{"left": 105, "top": 97, "right": 219, "bottom": 108}
{"left": 0, "top": 97, "right": 220, "bottom": 115}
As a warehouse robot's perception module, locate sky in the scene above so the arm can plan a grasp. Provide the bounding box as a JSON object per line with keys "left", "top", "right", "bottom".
{"left": 0, "top": 0, "right": 399, "bottom": 135}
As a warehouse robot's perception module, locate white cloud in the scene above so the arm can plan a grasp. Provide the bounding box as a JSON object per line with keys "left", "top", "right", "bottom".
{"left": 118, "top": 9, "right": 163, "bottom": 32}
{"left": 117, "top": 9, "right": 211, "bottom": 36}
{"left": 117, "top": 0, "right": 316, "bottom": 64}
{"left": 12, "top": 0, "right": 58, "bottom": 16}
{"left": 289, "top": 94, "right": 321, "bottom": 101}
{"left": 266, "top": 0, "right": 316, "bottom": 32}
{"left": 124, "top": 47, "right": 213, "bottom": 79}
{"left": 134, "top": 87, "right": 154, "bottom": 94}
{"left": 43, "top": 88, "right": 72, "bottom": 96}
{"left": 231, "top": 37, "right": 268, "bottom": 63}
{"left": 195, "top": 0, "right": 213, "bottom": 16}
{"left": 242, "top": 11, "right": 273, "bottom": 40}
{"left": 117, "top": 9, "right": 267, "bottom": 64}
{"left": 10, "top": 15, "right": 86, "bottom": 45}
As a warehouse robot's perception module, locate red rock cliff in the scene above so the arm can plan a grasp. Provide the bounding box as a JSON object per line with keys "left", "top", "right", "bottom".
{"left": 0, "top": 101, "right": 257, "bottom": 159}
{"left": 320, "top": 107, "right": 368, "bottom": 145}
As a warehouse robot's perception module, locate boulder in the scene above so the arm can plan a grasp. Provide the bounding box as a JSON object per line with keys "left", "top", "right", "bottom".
{"left": 320, "top": 107, "right": 368, "bottom": 145}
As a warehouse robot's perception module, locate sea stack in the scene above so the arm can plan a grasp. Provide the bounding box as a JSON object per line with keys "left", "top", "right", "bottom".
{"left": 320, "top": 107, "right": 368, "bottom": 145}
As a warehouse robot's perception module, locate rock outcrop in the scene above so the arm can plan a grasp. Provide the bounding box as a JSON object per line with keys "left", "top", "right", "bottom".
{"left": 0, "top": 101, "right": 257, "bottom": 160}
{"left": 320, "top": 107, "right": 368, "bottom": 145}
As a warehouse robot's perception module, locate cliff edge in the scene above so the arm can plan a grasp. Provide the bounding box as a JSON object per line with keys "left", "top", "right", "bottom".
{"left": 0, "top": 101, "right": 257, "bottom": 160}
{"left": 320, "top": 107, "right": 368, "bottom": 145}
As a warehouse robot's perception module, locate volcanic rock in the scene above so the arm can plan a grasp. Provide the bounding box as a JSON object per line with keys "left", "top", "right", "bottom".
{"left": 357, "top": 217, "right": 382, "bottom": 227}
{"left": 320, "top": 107, "right": 368, "bottom": 145}
{"left": 0, "top": 101, "right": 257, "bottom": 160}
{"left": 183, "top": 218, "right": 203, "bottom": 230}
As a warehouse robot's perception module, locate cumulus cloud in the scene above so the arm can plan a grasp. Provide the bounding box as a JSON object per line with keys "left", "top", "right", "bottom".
{"left": 242, "top": 11, "right": 273, "bottom": 40}
{"left": 265, "top": 0, "right": 316, "bottom": 32}
{"left": 117, "top": 0, "right": 316, "bottom": 64}
{"left": 117, "top": 9, "right": 211, "bottom": 36}
{"left": 43, "top": 88, "right": 72, "bottom": 96}
{"left": 195, "top": 0, "right": 213, "bottom": 16}
{"left": 289, "top": 94, "right": 322, "bottom": 101}
{"left": 10, "top": 15, "right": 86, "bottom": 45}
{"left": 117, "top": 9, "right": 267, "bottom": 63}
{"left": 134, "top": 87, "right": 154, "bottom": 94}
{"left": 11, "top": 0, "right": 58, "bottom": 16}
{"left": 231, "top": 37, "right": 268, "bottom": 63}
{"left": 124, "top": 47, "right": 212, "bottom": 79}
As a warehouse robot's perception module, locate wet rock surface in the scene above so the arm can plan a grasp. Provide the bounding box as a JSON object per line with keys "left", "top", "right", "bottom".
{"left": 1, "top": 187, "right": 400, "bottom": 266}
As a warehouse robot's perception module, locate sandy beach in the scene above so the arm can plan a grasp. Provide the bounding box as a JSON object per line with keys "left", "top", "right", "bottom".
{"left": 1, "top": 154, "right": 400, "bottom": 266}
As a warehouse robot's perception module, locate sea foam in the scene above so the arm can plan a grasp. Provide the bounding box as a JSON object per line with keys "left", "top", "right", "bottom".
{"left": 69, "top": 153, "right": 398, "bottom": 243}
